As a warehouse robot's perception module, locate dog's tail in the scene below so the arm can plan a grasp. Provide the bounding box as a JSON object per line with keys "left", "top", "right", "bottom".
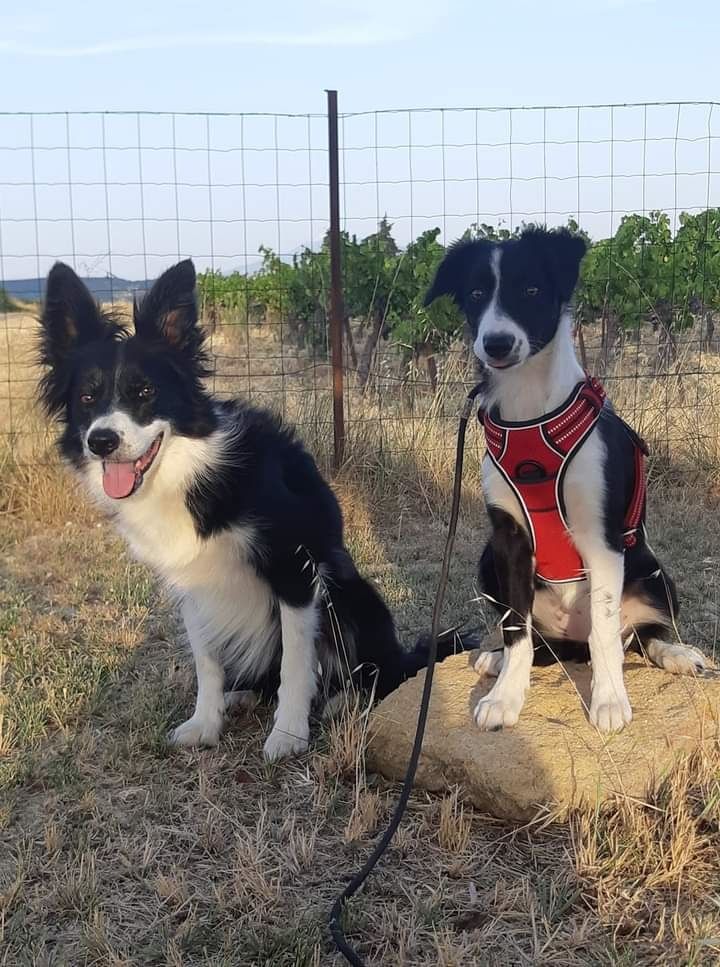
{"left": 402, "top": 626, "right": 481, "bottom": 682}
{"left": 320, "top": 554, "right": 476, "bottom": 700}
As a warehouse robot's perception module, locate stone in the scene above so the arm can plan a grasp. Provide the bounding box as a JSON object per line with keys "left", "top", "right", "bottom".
{"left": 367, "top": 647, "right": 720, "bottom": 821}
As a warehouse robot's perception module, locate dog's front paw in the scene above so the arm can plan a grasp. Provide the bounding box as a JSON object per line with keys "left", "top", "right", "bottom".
{"left": 473, "top": 695, "right": 522, "bottom": 731}
{"left": 263, "top": 725, "right": 309, "bottom": 762}
{"left": 589, "top": 693, "right": 632, "bottom": 733}
{"left": 170, "top": 714, "right": 222, "bottom": 748}
{"left": 474, "top": 650, "right": 503, "bottom": 678}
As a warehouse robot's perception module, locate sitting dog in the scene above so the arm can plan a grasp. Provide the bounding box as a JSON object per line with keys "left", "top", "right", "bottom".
{"left": 425, "top": 226, "right": 707, "bottom": 733}
{"left": 38, "top": 259, "right": 459, "bottom": 759}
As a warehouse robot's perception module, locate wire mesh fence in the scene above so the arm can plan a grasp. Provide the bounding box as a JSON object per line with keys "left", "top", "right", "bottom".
{"left": 2, "top": 101, "right": 720, "bottom": 474}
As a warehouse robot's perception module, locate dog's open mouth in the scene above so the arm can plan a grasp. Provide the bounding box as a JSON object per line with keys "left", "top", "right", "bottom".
{"left": 102, "top": 433, "right": 163, "bottom": 499}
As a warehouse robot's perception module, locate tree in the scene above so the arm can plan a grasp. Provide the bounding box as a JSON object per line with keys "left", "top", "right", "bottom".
{"left": 384, "top": 228, "right": 463, "bottom": 392}
{"left": 578, "top": 212, "right": 676, "bottom": 369}
{"left": 346, "top": 218, "right": 401, "bottom": 392}
{"left": 197, "top": 269, "right": 254, "bottom": 333}
{"left": 674, "top": 209, "right": 720, "bottom": 351}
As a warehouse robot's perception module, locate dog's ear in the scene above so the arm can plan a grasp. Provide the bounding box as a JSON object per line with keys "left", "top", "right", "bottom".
{"left": 424, "top": 239, "right": 481, "bottom": 308}
{"left": 134, "top": 259, "right": 199, "bottom": 351}
{"left": 41, "top": 262, "right": 110, "bottom": 358}
{"left": 39, "top": 262, "right": 121, "bottom": 417}
{"left": 524, "top": 226, "right": 588, "bottom": 304}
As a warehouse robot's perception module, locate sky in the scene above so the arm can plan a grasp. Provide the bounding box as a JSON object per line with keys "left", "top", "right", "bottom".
{"left": 1, "top": 0, "right": 719, "bottom": 113}
{"left": 1, "top": 0, "right": 719, "bottom": 280}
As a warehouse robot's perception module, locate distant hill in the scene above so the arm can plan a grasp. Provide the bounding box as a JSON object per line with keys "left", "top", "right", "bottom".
{"left": 2, "top": 275, "right": 151, "bottom": 303}
{"left": 2, "top": 246, "right": 319, "bottom": 303}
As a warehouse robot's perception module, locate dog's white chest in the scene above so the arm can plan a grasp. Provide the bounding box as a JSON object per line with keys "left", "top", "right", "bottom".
{"left": 114, "top": 494, "right": 204, "bottom": 574}
{"left": 121, "top": 504, "right": 278, "bottom": 667}
{"left": 533, "top": 581, "right": 591, "bottom": 640}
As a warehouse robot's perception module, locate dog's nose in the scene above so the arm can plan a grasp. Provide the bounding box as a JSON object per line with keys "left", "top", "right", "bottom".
{"left": 483, "top": 332, "right": 516, "bottom": 361}
{"left": 87, "top": 428, "right": 120, "bottom": 457}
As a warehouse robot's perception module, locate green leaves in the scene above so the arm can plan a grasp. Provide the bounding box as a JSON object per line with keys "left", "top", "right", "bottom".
{"left": 577, "top": 208, "right": 720, "bottom": 334}
{"left": 197, "top": 208, "right": 720, "bottom": 370}
{"left": 387, "top": 228, "right": 463, "bottom": 355}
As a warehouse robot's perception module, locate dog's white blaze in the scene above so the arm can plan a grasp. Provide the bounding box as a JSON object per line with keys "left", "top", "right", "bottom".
{"left": 263, "top": 600, "right": 320, "bottom": 761}
{"left": 85, "top": 410, "right": 169, "bottom": 463}
{"left": 473, "top": 248, "right": 531, "bottom": 366}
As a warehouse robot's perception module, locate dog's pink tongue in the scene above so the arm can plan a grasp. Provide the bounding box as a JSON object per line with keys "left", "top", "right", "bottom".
{"left": 102, "top": 461, "right": 137, "bottom": 499}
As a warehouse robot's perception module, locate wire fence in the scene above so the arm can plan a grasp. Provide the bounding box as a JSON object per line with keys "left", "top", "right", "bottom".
{"left": 2, "top": 100, "right": 720, "bottom": 473}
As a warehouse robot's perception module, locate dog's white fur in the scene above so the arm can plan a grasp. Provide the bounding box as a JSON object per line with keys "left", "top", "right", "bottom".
{"left": 475, "top": 311, "right": 705, "bottom": 732}
{"left": 79, "top": 406, "right": 315, "bottom": 760}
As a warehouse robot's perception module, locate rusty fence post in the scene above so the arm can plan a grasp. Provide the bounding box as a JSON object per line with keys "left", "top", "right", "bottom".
{"left": 326, "top": 89, "right": 346, "bottom": 470}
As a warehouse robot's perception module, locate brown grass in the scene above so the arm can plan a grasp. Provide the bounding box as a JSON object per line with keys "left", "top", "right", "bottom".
{"left": 1, "top": 310, "right": 720, "bottom": 964}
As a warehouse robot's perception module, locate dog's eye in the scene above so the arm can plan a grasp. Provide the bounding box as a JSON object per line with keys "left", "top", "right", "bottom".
{"left": 80, "top": 393, "right": 95, "bottom": 405}
{"left": 525, "top": 286, "right": 540, "bottom": 297}
{"left": 138, "top": 386, "right": 155, "bottom": 399}
{"left": 470, "top": 289, "right": 485, "bottom": 301}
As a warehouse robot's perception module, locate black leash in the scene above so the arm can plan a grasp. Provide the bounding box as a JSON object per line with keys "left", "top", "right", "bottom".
{"left": 328, "top": 382, "right": 484, "bottom": 966}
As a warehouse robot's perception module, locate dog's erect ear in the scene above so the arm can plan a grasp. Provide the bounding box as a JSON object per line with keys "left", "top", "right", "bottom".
{"left": 524, "top": 226, "right": 588, "bottom": 304}
{"left": 134, "top": 259, "right": 199, "bottom": 351}
{"left": 41, "top": 262, "right": 110, "bottom": 357}
{"left": 39, "top": 262, "right": 122, "bottom": 417}
{"left": 545, "top": 228, "right": 587, "bottom": 303}
{"left": 424, "top": 239, "right": 481, "bottom": 308}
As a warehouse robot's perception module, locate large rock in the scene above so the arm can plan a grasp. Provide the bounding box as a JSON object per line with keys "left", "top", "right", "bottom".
{"left": 367, "top": 649, "right": 720, "bottom": 821}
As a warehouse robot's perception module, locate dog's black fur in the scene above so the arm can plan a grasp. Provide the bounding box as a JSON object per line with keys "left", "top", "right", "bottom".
{"left": 38, "top": 259, "right": 464, "bottom": 756}
{"left": 425, "top": 227, "right": 705, "bottom": 733}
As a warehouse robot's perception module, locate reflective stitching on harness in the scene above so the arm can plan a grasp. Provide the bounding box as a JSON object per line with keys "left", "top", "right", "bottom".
{"left": 547, "top": 401, "right": 585, "bottom": 432}
{"left": 555, "top": 407, "right": 594, "bottom": 444}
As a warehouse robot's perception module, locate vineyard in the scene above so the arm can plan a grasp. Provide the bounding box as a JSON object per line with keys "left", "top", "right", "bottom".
{"left": 196, "top": 208, "right": 720, "bottom": 392}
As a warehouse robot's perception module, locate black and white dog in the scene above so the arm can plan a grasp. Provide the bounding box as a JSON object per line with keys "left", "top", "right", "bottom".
{"left": 425, "top": 226, "right": 707, "bottom": 733}
{"left": 38, "top": 259, "right": 456, "bottom": 759}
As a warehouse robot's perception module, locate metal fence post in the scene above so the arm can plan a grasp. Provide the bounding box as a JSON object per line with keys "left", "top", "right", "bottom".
{"left": 326, "top": 89, "right": 346, "bottom": 470}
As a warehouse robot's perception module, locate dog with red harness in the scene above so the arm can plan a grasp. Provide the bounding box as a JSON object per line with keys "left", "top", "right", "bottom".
{"left": 425, "top": 225, "right": 707, "bottom": 733}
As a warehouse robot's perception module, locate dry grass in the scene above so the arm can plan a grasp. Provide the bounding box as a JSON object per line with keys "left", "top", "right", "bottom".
{"left": 1, "top": 311, "right": 720, "bottom": 964}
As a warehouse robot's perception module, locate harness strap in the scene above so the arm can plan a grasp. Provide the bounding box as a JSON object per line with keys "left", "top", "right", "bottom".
{"left": 479, "top": 371, "right": 648, "bottom": 554}
{"left": 623, "top": 445, "right": 646, "bottom": 547}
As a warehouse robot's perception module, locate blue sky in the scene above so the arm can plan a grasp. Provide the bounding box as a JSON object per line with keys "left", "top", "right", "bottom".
{"left": 1, "top": 0, "right": 719, "bottom": 280}
{"left": 0, "top": 0, "right": 718, "bottom": 113}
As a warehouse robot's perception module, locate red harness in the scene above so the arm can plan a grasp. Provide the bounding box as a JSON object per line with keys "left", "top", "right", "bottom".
{"left": 481, "top": 375, "right": 647, "bottom": 584}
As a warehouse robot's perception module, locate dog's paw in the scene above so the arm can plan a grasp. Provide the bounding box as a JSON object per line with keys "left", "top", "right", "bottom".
{"left": 473, "top": 695, "right": 522, "bottom": 731}
{"left": 263, "top": 725, "right": 309, "bottom": 762}
{"left": 589, "top": 694, "right": 632, "bottom": 733}
{"left": 170, "top": 714, "right": 222, "bottom": 748}
{"left": 474, "top": 650, "right": 503, "bottom": 678}
{"left": 648, "top": 642, "right": 708, "bottom": 676}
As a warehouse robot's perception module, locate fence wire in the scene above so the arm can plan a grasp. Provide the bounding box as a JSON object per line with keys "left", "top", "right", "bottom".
{"left": 2, "top": 102, "right": 720, "bottom": 474}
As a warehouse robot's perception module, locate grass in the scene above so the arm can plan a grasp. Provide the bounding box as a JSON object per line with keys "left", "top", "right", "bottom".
{"left": 1, "top": 309, "right": 720, "bottom": 964}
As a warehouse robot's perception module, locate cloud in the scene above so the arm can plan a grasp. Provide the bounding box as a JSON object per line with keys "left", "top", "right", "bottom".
{"left": 0, "top": 6, "right": 437, "bottom": 57}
